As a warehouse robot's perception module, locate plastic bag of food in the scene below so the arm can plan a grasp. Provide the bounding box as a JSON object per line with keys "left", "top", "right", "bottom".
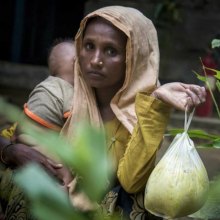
{"left": 144, "top": 110, "right": 209, "bottom": 219}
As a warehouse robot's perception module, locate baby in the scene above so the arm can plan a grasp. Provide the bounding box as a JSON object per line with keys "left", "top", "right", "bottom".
{"left": 0, "top": 39, "right": 76, "bottom": 139}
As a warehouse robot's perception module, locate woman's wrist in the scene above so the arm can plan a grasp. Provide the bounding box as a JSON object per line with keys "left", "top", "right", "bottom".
{"left": 151, "top": 89, "right": 160, "bottom": 100}
{"left": 0, "top": 140, "right": 14, "bottom": 165}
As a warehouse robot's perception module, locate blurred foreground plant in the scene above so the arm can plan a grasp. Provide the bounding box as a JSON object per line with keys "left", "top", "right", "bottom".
{"left": 0, "top": 98, "right": 118, "bottom": 220}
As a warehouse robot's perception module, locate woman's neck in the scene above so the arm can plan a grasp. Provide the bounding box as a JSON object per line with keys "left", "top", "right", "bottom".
{"left": 95, "top": 87, "right": 118, "bottom": 121}
{"left": 95, "top": 88, "right": 113, "bottom": 107}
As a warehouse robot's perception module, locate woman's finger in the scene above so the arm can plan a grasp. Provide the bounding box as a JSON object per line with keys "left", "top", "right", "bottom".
{"left": 41, "top": 161, "right": 64, "bottom": 184}
{"left": 187, "top": 85, "right": 206, "bottom": 103}
{"left": 47, "top": 158, "right": 63, "bottom": 169}
{"left": 185, "top": 89, "right": 201, "bottom": 106}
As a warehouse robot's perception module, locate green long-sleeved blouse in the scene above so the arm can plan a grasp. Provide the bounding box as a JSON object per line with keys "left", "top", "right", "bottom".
{"left": 105, "top": 93, "right": 171, "bottom": 194}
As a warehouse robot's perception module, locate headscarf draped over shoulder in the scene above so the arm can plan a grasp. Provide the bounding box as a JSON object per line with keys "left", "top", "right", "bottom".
{"left": 62, "top": 6, "right": 160, "bottom": 140}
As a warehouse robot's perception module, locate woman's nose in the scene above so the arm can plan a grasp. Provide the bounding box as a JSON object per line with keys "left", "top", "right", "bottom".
{"left": 91, "top": 51, "right": 103, "bottom": 67}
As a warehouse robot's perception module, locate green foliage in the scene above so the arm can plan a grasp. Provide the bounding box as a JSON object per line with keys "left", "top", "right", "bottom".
{"left": 212, "top": 39, "right": 220, "bottom": 49}
{"left": 168, "top": 128, "right": 220, "bottom": 141}
{"left": 192, "top": 70, "right": 207, "bottom": 83}
{"left": 216, "top": 80, "right": 220, "bottom": 93}
{"left": 154, "top": 0, "right": 182, "bottom": 27}
{"left": 167, "top": 128, "right": 220, "bottom": 148}
{"left": 15, "top": 163, "right": 85, "bottom": 220}
{"left": 0, "top": 98, "right": 115, "bottom": 219}
{"left": 204, "top": 67, "right": 220, "bottom": 80}
{"left": 178, "top": 53, "right": 220, "bottom": 147}
{"left": 26, "top": 122, "right": 112, "bottom": 203}
{"left": 193, "top": 60, "right": 220, "bottom": 118}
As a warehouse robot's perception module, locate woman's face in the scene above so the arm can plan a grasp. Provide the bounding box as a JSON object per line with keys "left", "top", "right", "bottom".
{"left": 79, "top": 17, "right": 127, "bottom": 90}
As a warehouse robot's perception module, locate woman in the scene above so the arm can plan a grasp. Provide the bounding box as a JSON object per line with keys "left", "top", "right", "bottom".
{"left": 0, "top": 6, "right": 206, "bottom": 220}
{"left": 61, "top": 6, "right": 205, "bottom": 219}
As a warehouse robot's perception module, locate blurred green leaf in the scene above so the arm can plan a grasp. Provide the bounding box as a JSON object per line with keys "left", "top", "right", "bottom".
{"left": 204, "top": 66, "right": 220, "bottom": 79}
{"left": 154, "top": 3, "right": 164, "bottom": 19}
{"left": 212, "top": 39, "right": 220, "bottom": 48}
{"left": 0, "top": 98, "right": 117, "bottom": 219}
{"left": 167, "top": 129, "right": 220, "bottom": 141}
{"left": 0, "top": 97, "right": 113, "bottom": 203}
{"left": 212, "top": 139, "right": 220, "bottom": 148}
{"left": 26, "top": 123, "right": 112, "bottom": 202}
{"left": 15, "top": 163, "right": 85, "bottom": 220}
{"left": 193, "top": 70, "right": 207, "bottom": 82}
{"left": 214, "top": 72, "right": 220, "bottom": 80}
{"left": 71, "top": 124, "right": 112, "bottom": 202}
{"left": 0, "top": 97, "right": 24, "bottom": 123}
{"left": 154, "top": 0, "right": 181, "bottom": 24}
{"left": 216, "top": 80, "right": 220, "bottom": 92}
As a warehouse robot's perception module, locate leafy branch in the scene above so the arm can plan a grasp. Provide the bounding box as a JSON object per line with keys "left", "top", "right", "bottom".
{"left": 193, "top": 57, "right": 220, "bottom": 118}
{"left": 0, "top": 98, "right": 117, "bottom": 220}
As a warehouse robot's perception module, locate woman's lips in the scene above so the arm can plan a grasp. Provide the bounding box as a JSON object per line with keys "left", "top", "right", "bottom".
{"left": 87, "top": 71, "right": 104, "bottom": 79}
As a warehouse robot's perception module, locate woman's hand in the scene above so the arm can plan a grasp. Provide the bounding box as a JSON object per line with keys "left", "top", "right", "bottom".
{"left": 151, "top": 82, "right": 206, "bottom": 111}
{"left": 56, "top": 166, "right": 73, "bottom": 191}
{"left": 3, "top": 143, "right": 66, "bottom": 183}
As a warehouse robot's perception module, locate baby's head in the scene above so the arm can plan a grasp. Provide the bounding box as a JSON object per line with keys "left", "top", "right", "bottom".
{"left": 48, "top": 39, "right": 75, "bottom": 85}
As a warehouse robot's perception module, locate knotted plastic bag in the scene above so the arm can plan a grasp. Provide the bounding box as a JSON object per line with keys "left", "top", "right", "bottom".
{"left": 144, "top": 110, "right": 209, "bottom": 219}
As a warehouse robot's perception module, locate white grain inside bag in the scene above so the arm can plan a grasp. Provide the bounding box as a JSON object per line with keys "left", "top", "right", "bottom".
{"left": 144, "top": 109, "right": 209, "bottom": 219}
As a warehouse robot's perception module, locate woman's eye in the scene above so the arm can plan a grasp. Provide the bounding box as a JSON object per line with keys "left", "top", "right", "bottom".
{"left": 106, "top": 47, "right": 117, "bottom": 56}
{"left": 85, "top": 42, "right": 94, "bottom": 50}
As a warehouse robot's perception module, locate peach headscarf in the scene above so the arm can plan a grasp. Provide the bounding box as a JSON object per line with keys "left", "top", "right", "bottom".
{"left": 61, "top": 6, "right": 160, "bottom": 141}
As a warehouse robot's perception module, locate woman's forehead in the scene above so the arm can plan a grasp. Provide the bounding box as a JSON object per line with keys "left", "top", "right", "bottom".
{"left": 83, "top": 17, "right": 127, "bottom": 42}
{"left": 84, "top": 16, "right": 123, "bottom": 35}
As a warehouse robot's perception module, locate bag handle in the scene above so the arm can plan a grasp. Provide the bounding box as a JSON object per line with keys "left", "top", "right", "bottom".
{"left": 184, "top": 107, "right": 195, "bottom": 132}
